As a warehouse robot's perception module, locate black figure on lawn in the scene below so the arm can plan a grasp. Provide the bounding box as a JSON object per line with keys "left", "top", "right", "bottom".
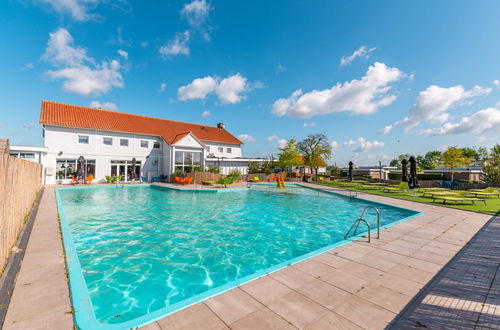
{"left": 408, "top": 156, "right": 420, "bottom": 189}
{"left": 348, "top": 161, "right": 354, "bottom": 182}
{"left": 401, "top": 158, "right": 408, "bottom": 182}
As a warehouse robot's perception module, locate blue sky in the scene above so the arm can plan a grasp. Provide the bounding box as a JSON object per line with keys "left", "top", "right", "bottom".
{"left": 1, "top": 0, "right": 499, "bottom": 165}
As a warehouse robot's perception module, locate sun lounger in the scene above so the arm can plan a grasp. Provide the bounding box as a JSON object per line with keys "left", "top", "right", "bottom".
{"left": 71, "top": 176, "right": 80, "bottom": 184}
{"left": 466, "top": 191, "right": 500, "bottom": 198}
{"left": 359, "top": 185, "right": 382, "bottom": 190}
{"left": 432, "top": 196, "right": 487, "bottom": 205}
{"left": 383, "top": 182, "right": 409, "bottom": 193}
{"left": 422, "top": 191, "right": 457, "bottom": 198}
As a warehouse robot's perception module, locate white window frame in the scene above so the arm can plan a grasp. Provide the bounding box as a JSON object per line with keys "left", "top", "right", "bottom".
{"left": 153, "top": 141, "right": 161, "bottom": 149}
{"left": 140, "top": 140, "right": 149, "bottom": 148}
{"left": 120, "top": 139, "right": 129, "bottom": 147}
{"left": 78, "top": 135, "right": 89, "bottom": 144}
{"left": 103, "top": 137, "right": 113, "bottom": 146}
{"left": 218, "top": 147, "right": 223, "bottom": 153}
{"left": 227, "top": 147, "right": 232, "bottom": 154}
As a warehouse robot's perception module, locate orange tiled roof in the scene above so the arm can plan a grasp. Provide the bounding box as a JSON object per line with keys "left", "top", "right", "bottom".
{"left": 39, "top": 101, "right": 243, "bottom": 145}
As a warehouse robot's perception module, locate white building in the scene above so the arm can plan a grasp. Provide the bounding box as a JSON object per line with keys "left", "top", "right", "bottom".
{"left": 22, "top": 100, "right": 262, "bottom": 184}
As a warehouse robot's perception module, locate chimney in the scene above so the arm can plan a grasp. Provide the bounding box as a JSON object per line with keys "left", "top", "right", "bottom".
{"left": 217, "top": 122, "right": 225, "bottom": 129}
{"left": 0, "top": 138, "right": 10, "bottom": 155}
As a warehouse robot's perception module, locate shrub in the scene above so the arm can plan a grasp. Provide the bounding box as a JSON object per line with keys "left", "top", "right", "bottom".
{"left": 247, "top": 162, "right": 260, "bottom": 174}
{"left": 388, "top": 172, "right": 443, "bottom": 181}
{"left": 192, "top": 165, "right": 204, "bottom": 172}
{"left": 228, "top": 169, "right": 241, "bottom": 178}
{"left": 207, "top": 166, "right": 220, "bottom": 173}
{"left": 260, "top": 161, "right": 275, "bottom": 174}
{"left": 388, "top": 172, "right": 402, "bottom": 180}
{"left": 416, "top": 173, "right": 444, "bottom": 181}
{"left": 173, "top": 169, "right": 184, "bottom": 177}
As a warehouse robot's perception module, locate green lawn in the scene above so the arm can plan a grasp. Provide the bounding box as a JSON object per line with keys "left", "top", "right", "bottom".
{"left": 317, "top": 181, "right": 500, "bottom": 216}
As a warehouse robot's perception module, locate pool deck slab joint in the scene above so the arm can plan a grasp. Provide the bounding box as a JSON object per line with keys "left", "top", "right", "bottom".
{"left": 2, "top": 182, "right": 496, "bottom": 330}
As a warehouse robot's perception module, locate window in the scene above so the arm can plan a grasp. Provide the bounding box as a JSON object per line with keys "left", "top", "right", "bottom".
{"left": 153, "top": 141, "right": 160, "bottom": 149}
{"left": 174, "top": 151, "right": 202, "bottom": 173}
{"left": 10, "top": 152, "right": 36, "bottom": 159}
{"left": 140, "top": 140, "right": 148, "bottom": 148}
{"left": 218, "top": 147, "right": 223, "bottom": 153}
{"left": 103, "top": 137, "right": 113, "bottom": 146}
{"left": 78, "top": 135, "right": 89, "bottom": 144}
{"left": 227, "top": 148, "right": 232, "bottom": 154}
{"left": 120, "top": 139, "right": 129, "bottom": 147}
{"left": 56, "top": 159, "right": 95, "bottom": 180}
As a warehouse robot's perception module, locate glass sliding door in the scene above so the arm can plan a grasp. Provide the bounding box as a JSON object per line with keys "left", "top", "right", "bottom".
{"left": 174, "top": 151, "right": 202, "bottom": 173}
{"left": 110, "top": 160, "right": 142, "bottom": 181}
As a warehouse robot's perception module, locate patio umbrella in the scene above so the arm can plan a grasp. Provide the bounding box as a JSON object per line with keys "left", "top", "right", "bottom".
{"left": 408, "top": 156, "right": 420, "bottom": 189}
{"left": 401, "top": 158, "right": 409, "bottom": 182}
{"left": 348, "top": 161, "right": 354, "bottom": 182}
{"left": 76, "top": 156, "right": 85, "bottom": 180}
{"left": 131, "top": 157, "right": 136, "bottom": 180}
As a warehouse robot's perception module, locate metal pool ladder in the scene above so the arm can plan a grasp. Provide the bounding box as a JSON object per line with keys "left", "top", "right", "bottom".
{"left": 344, "top": 206, "right": 380, "bottom": 243}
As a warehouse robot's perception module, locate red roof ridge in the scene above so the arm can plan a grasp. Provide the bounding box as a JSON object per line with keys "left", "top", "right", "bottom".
{"left": 40, "top": 100, "right": 244, "bottom": 145}
{"left": 41, "top": 100, "right": 224, "bottom": 132}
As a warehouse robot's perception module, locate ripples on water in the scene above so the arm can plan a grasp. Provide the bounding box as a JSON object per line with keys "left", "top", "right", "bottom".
{"left": 58, "top": 185, "right": 418, "bottom": 324}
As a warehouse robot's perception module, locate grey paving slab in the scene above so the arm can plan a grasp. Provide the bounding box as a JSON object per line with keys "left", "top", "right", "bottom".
{"left": 3, "top": 187, "right": 73, "bottom": 330}
{"left": 388, "top": 216, "right": 500, "bottom": 330}
{"left": 3, "top": 183, "right": 495, "bottom": 330}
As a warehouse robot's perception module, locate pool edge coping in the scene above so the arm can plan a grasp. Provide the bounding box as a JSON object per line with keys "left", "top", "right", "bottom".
{"left": 55, "top": 183, "right": 423, "bottom": 329}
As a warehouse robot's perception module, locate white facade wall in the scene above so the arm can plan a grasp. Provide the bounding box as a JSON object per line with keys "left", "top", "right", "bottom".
{"left": 204, "top": 142, "right": 242, "bottom": 158}
{"left": 43, "top": 126, "right": 163, "bottom": 184}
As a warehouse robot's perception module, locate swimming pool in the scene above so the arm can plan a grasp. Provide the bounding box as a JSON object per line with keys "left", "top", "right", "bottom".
{"left": 56, "top": 184, "right": 421, "bottom": 329}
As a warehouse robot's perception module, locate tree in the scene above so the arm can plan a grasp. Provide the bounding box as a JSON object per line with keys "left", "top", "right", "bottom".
{"left": 277, "top": 138, "right": 303, "bottom": 175}
{"left": 419, "top": 151, "right": 442, "bottom": 170}
{"left": 482, "top": 144, "right": 500, "bottom": 183}
{"left": 442, "top": 147, "right": 472, "bottom": 181}
{"left": 297, "top": 134, "right": 332, "bottom": 179}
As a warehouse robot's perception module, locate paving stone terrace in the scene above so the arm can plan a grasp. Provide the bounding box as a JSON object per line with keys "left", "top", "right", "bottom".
{"left": 2, "top": 183, "right": 496, "bottom": 330}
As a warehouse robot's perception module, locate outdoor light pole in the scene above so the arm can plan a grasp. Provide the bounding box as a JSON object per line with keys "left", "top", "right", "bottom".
{"left": 379, "top": 161, "right": 382, "bottom": 180}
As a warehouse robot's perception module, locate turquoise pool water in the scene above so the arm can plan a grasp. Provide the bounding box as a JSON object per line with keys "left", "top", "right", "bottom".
{"left": 57, "top": 184, "right": 420, "bottom": 327}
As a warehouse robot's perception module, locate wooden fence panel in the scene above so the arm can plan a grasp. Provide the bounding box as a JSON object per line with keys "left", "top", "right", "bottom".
{"left": 0, "top": 154, "right": 42, "bottom": 272}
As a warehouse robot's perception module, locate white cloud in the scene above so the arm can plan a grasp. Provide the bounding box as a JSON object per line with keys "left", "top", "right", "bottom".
{"left": 159, "top": 82, "right": 167, "bottom": 92}
{"left": 352, "top": 137, "right": 384, "bottom": 152}
{"left": 340, "top": 45, "right": 376, "bottom": 66}
{"left": 421, "top": 107, "right": 500, "bottom": 136}
{"left": 493, "top": 80, "right": 500, "bottom": 88}
{"left": 117, "top": 49, "right": 128, "bottom": 60}
{"left": 398, "top": 84, "right": 491, "bottom": 132}
{"left": 476, "top": 136, "right": 487, "bottom": 143}
{"left": 140, "top": 41, "right": 149, "bottom": 48}
{"left": 276, "top": 138, "right": 288, "bottom": 149}
{"left": 109, "top": 27, "right": 131, "bottom": 47}
{"left": 201, "top": 110, "right": 211, "bottom": 117}
{"left": 159, "top": 31, "right": 190, "bottom": 58}
{"left": 271, "top": 62, "right": 403, "bottom": 118}
{"left": 267, "top": 135, "right": 278, "bottom": 142}
{"left": 181, "top": 0, "right": 212, "bottom": 27}
{"left": 215, "top": 74, "right": 248, "bottom": 104}
{"left": 178, "top": 76, "right": 217, "bottom": 101}
{"left": 275, "top": 63, "right": 285, "bottom": 74}
{"left": 303, "top": 122, "right": 315, "bottom": 127}
{"left": 237, "top": 134, "right": 256, "bottom": 143}
{"left": 330, "top": 141, "right": 340, "bottom": 150}
{"left": 42, "top": 28, "right": 123, "bottom": 96}
{"left": 378, "top": 124, "right": 393, "bottom": 135}
{"left": 89, "top": 101, "right": 117, "bottom": 110}
{"left": 178, "top": 73, "right": 250, "bottom": 104}
{"left": 36, "top": 0, "right": 100, "bottom": 21}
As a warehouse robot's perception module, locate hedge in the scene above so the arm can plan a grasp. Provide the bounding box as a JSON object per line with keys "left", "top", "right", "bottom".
{"left": 388, "top": 172, "right": 444, "bottom": 181}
